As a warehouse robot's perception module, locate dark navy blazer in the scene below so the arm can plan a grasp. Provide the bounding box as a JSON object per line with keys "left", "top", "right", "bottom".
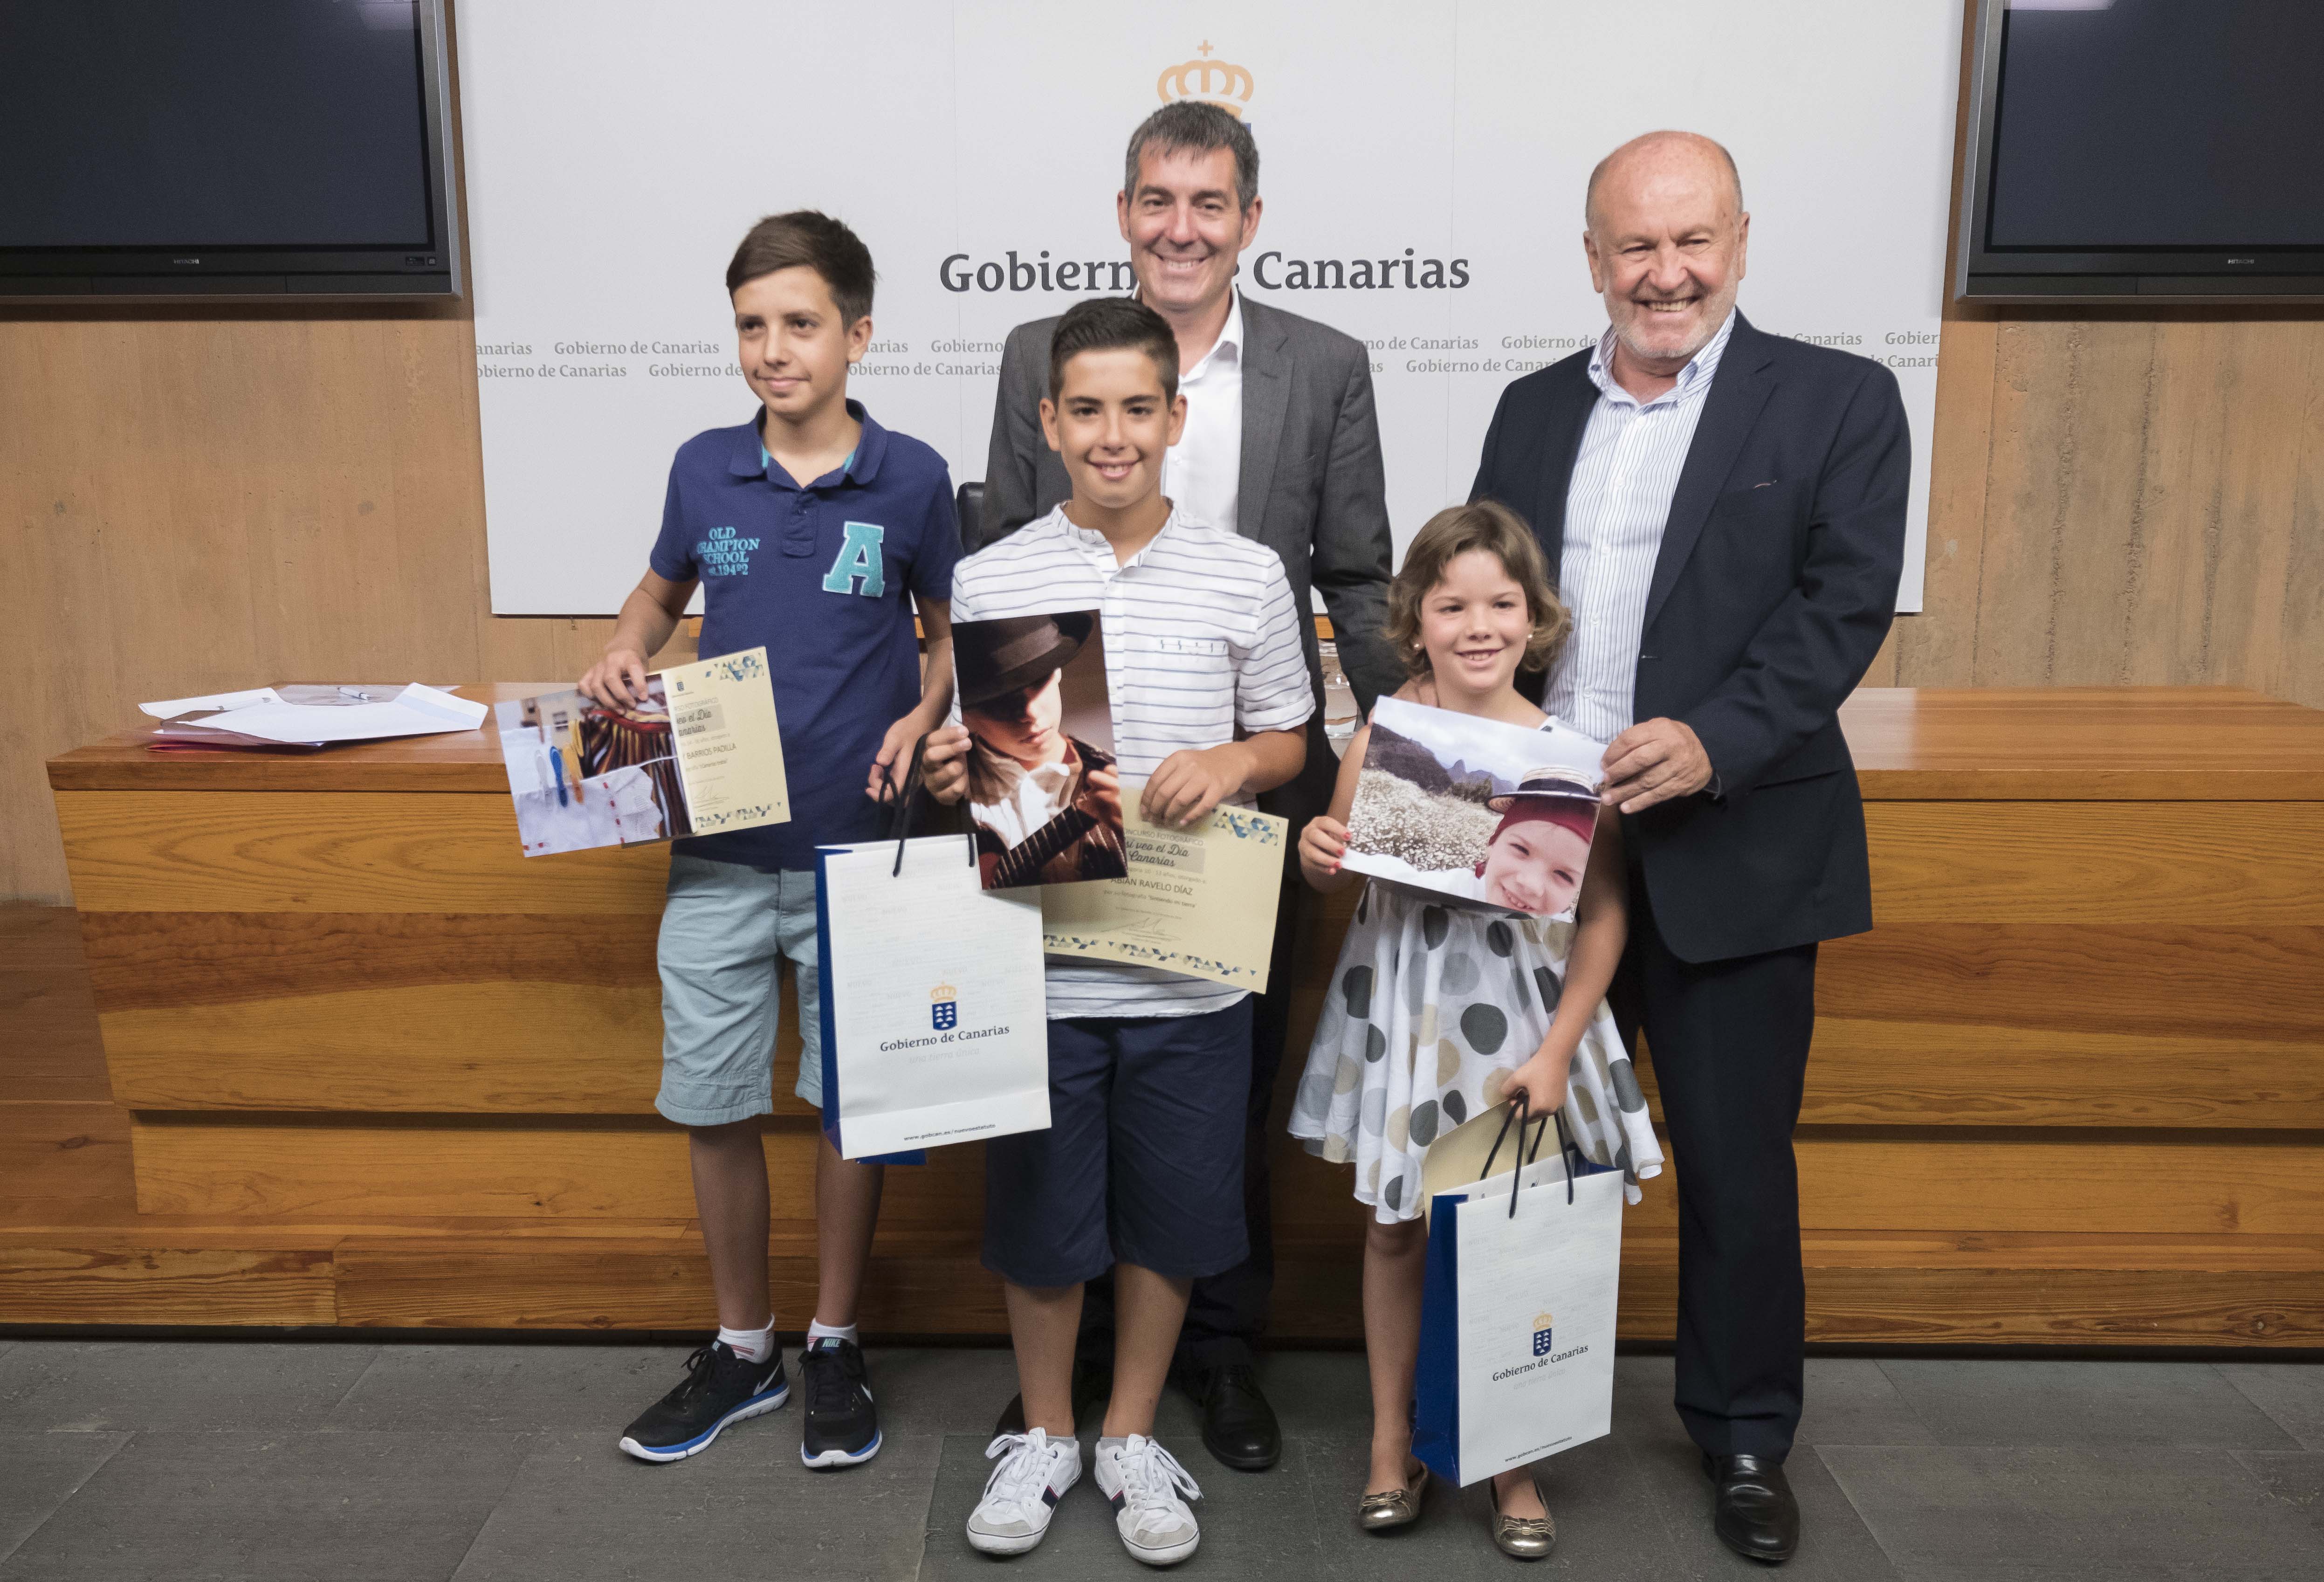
{"left": 1470, "top": 312, "right": 1910, "bottom": 963}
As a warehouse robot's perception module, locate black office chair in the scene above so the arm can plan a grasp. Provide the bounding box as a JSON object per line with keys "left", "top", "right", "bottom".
{"left": 955, "top": 481, "right": 984, "bottom": 551}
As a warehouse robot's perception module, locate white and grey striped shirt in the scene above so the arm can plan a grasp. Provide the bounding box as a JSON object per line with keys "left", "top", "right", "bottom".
{"left": 1543, "top": 310, "right": 1736, "bottom": 744}
{"left": 950, "top": 505, "right": 1314, "bottom": 1018}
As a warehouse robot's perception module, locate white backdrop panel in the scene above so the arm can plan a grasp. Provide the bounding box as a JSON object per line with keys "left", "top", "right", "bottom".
{"left": 461, "top": 2, "right": 1959, "bottom": 615}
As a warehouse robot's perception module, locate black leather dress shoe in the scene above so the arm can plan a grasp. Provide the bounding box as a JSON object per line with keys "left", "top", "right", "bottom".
{"left": 1189, "top": 1362, "right": 1281, "bottom": 1471}
{"left": 1705, "top": 1453, "right": 1799, "bottom": 1564}
{"left": 992, "top": 1363, "right": 1112, "bottom": 1438}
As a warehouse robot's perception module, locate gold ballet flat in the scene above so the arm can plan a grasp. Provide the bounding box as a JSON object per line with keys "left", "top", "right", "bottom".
{"left": 1357, "top": 1463, "right": 1430, "bottom": 1531}
{"left": 1491, "top": 1477, "right": 1556, "bottom": 1560}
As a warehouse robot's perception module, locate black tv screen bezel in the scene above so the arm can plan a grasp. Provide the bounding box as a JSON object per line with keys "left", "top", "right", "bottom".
{"left": 0, "top": 0, "right": 463, "bottom": 304}
{"left": 1955, "top": 0, "right": 2324, "bottom": 304}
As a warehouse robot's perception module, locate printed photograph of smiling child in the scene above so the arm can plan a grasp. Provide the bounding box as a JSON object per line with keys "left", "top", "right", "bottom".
{"left": 1341, "top": 696, "right": 1606, "bottom": 918}
{"left": 954, "top": 607, "right": 1127, "bottom": 889}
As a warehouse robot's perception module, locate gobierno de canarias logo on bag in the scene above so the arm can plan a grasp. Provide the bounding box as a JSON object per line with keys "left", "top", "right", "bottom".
{"left": 1531, "top": 1311, "right": 1555, "bottom": 1357}
{"left": 931, "top": 980, "right": 958, "bottom": 1032}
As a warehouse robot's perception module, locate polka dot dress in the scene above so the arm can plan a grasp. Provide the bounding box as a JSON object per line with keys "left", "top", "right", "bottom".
{"left": 1288, "top": 881, "right": 1664, "bottom": 1223}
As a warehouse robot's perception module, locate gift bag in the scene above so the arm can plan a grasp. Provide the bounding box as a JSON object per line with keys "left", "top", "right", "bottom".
{"left": 1412, "top": 1102, "right": 1624, "bottom": 1486}
{"left": 815, "top": 739, "right": 1051, "bottom": 1160}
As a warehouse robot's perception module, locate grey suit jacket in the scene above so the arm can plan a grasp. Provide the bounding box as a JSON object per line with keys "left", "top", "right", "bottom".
{"left": 978, "top": 295, "right": 1401, "bottom": 824}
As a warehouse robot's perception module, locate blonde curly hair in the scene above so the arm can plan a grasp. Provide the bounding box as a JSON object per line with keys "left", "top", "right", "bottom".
{"left": 1383, "top": 500, "right": 1570, "bottom": 679}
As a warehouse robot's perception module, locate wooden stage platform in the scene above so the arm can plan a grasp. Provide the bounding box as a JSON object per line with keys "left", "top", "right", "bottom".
{"left": 8, "top": 686, "right": 2324, "bottom": 1345}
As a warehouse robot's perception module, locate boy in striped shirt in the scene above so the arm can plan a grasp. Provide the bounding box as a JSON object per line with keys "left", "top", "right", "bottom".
{"left": 925, "top": 297, "right": 1312, "bottom": 1566}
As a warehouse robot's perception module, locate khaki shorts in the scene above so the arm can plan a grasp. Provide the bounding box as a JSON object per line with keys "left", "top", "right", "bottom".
{"left": 655, "top": 854, "right": 821, "bottom": 1127}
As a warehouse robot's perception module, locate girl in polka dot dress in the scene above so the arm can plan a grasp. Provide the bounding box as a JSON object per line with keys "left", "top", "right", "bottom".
{"left": 1289, "top": 500, "right": 1662, "bottom": 1553}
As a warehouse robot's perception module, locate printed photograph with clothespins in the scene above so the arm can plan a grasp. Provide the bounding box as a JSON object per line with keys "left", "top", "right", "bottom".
{"left": 951, "top": 608, "right": 1126, "bottom": 890}
{"left": 494, "top": 647, "right": 789, "bottom": 857}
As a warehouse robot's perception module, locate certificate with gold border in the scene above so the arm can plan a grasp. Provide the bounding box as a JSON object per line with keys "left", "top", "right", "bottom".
{"left": 660, "top": 647, "right": 790, "bottom": 834}
{"left": 1039, "top": 791, "right": 1287, "bottom": 990}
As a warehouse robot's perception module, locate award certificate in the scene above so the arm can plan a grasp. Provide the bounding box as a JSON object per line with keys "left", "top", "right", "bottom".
{"left": 660, "top": 648, "right": 791, "bottom": 835}
{"left": 1040, "top": 791, "right": 1288, "bottom": 990}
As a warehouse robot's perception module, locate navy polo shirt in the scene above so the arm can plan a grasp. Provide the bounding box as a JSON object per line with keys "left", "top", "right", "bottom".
{"left": 650, "top": 401, "right": 960, "bottom": 871}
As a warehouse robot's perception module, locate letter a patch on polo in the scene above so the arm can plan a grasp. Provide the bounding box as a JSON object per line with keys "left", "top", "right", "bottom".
{"left": 823, "top": 521, "right": 886, "bottom": 597}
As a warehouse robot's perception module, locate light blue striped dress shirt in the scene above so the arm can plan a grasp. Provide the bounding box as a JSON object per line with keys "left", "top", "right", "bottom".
{"left": 1543, "top": 310, "right": 1737, "bottom": 745}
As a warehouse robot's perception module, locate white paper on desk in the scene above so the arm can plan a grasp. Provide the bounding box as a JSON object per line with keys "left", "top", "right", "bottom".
{"left": 138, "top": 687, "right": 286, "bottom": 719}
{"left": 198, "top": 683, "right": 489, "bottom": 744}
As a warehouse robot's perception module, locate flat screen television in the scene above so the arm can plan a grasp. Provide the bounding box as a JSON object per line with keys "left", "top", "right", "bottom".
{"left": 1957, "top": 0, "right": 2324, "bottom": 303}
{"left": 0, "top": 0, "right": 460, "bottom": 302}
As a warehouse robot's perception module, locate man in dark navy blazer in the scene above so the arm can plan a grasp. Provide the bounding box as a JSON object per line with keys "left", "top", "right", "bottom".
{"left": 1471, "top": 131, "right": 1908, "bottom": 1565}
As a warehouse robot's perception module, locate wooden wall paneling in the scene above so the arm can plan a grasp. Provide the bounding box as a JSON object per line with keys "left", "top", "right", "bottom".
{"left": 0, "top": 905, "right": 112, "bottom": 1104}
{"left": 1275, "top": 1128, "right": 2324, "bottom": 1241}
{"left": 2270, "top": 333, "right": 2324, "bottom": 703}
{"left": 1785, "top": 1132, "right": 2324, "bottom": 1238}
{"left": 1861, "top": 801, "right": 2324, "bottom": 923}
{"left": 1819, "top": 923, "right": 2324, "bottom": 1043}
{"left": 1796, "top": 1265, "right": 2324, "bottom": 1347}
{"left": 54, "top": 791, "right": 670, "bottom": 914}
{"left": 78, "top": 910, "right": 667, "bottom": 1005}
{"left": 94, "top": 933, "right": 817, "bottom": 1119}
{"left": 101, "top": 984, "right": 667, "bottom": 1113}
{"left": 2203, "top": 324, "right": 2319, "bottom": 697}
{"left": 128, "top": 1115, "right": 987, "bottom": 1228}
{"left": 1774, "top": 1019, "right": 2324, "bottom": 1130}
{"left": 1973, "top": 320, "right": 2156, "bottom": 687}
{"left": 332, "top": 1234, "right": 1005, "bottom": 1333}
{"left": 1897, "top": 312, "right": 2000, "bottom": 688}
{"left": 0, "top": 1243, "right": 338, "bottom": 1327}
{"left": 0, "top": 1101, "right": 135, "bottom": 1224}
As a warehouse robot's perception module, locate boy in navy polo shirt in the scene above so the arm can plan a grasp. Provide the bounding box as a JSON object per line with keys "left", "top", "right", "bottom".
{"left": 579, "top": 211, "right": 961, "bottom": 1471}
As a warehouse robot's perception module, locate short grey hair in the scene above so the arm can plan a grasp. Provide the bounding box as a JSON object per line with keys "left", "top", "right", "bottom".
{"left": 1123, "top": 102, "right": 1258, "bottom": 212}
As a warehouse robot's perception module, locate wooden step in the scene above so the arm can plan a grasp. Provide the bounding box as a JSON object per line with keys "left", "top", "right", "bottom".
{"left": 7, "top": 1219, "right": 2317, "bottom": 1344}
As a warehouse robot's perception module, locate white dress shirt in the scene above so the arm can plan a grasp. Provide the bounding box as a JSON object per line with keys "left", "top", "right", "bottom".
{"left": 1542, "top": 310, "right": 1737, "bottom": 745}
{"left": 969, "top": 747, "right": 1079, "bottom": 847}
{"left": 1160, "top": 290, "right": 1244, "bottom": 535}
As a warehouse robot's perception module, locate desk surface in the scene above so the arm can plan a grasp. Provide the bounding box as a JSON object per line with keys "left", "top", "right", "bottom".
{"left": 46, "top": 685, "right": 2324, "bottom": 799}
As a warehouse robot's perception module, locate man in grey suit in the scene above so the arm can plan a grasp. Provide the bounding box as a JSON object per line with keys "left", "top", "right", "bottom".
{"left": 980, "top": 100, "right": 1400, "bottom": 1470}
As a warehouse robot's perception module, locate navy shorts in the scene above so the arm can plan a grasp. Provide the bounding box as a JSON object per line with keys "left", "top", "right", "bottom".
{"left": 982, "top": 999, "right": 1254, "bottom": 1288}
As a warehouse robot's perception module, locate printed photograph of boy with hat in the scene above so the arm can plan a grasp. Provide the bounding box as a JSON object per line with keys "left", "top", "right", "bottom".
{"left": 954, "top": 607, "right": 1127, "bottom": 889}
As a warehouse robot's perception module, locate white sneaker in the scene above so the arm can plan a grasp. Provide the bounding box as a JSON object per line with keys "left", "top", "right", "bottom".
{"left": 966, "top": 1429, "right": 1081, "bottom": 1556}
{"left": 1094, "top": 1434, "right": 1203, "bottom": 1566}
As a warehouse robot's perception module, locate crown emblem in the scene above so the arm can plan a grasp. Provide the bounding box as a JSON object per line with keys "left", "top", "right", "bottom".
{"left": 1157, "top": 41, "right": 1254, "bottom": 119}
{"left": 930, "top": 981, "right": 957, "bottom": 1004}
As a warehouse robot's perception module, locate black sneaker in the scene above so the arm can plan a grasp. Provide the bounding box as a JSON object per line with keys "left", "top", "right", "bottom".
{"left": 618, "top": 1341, "right": 788, "bottom": 1463}
{"left": 798, "top": 1337, "right": 881, "bottom": 1468}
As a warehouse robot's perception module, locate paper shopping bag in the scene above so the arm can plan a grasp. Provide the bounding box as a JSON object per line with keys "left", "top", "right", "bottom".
{"left": 815, "top": 831, "right": 1051, "bottom": 1160}
{"left": 1412, "top": 1108, "right": 1624, "bottom": 1486}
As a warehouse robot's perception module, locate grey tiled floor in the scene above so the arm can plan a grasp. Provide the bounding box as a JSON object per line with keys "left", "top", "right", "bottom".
{"left": 0, "top": 1341, "right": 2317, "bottom": 1579}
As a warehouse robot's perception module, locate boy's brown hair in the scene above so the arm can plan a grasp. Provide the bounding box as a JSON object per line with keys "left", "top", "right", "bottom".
{"left": 1384, "top": 500, "right": 1570, "bottom": 678}
{"left": 726, "top": 210, "right": 876, "bottom": 324}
